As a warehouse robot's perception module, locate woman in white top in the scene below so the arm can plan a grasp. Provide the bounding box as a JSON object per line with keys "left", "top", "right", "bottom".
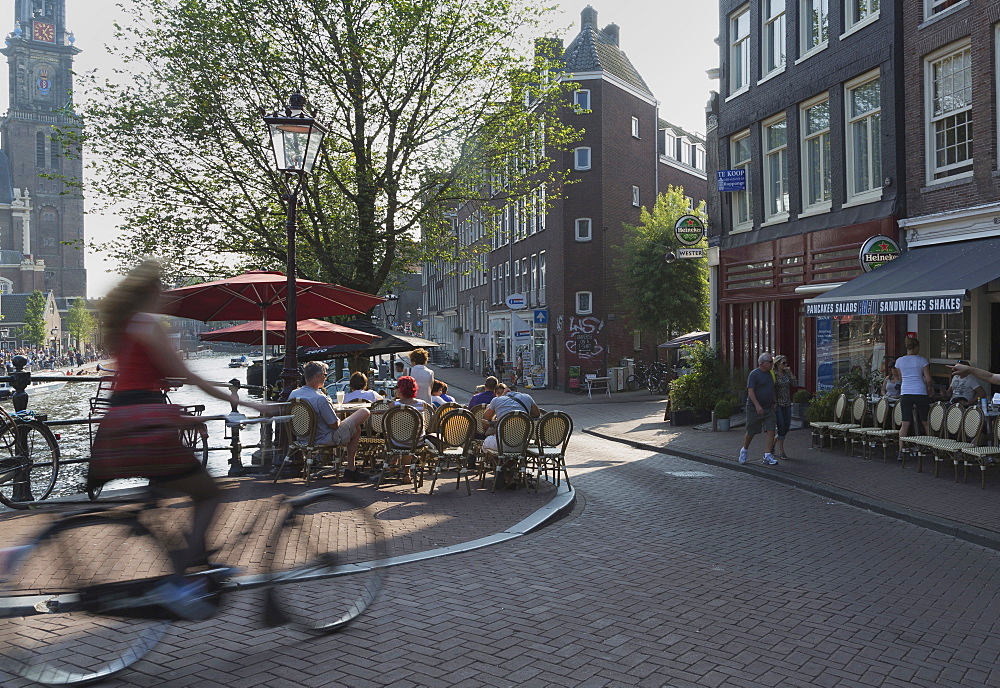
{"left": 343, "top": 371, "right": 384, "bottom": 403}
{"left": 894, "top": 337, "right": 932, "bottom": 444}
{"left": 408, "top": 348, "right": 435, "bottom": 404}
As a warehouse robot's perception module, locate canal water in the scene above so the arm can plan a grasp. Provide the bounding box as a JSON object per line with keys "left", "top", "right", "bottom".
{"left": 14, "top": 352, "right": 257, "bottom": 499}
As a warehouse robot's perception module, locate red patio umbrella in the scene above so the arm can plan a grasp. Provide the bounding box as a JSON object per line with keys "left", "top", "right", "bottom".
{"left": 199, "top": 319, "right": 378, "bottom": 348}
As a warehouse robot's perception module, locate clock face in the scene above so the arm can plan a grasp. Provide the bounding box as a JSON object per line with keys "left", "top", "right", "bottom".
{"left": 33, "top": 22, "right": 56, "bottom": 43}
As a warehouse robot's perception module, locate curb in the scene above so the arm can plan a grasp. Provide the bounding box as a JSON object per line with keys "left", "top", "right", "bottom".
{"left": 583, "top": 427, "right": 1000, "bottom": 553}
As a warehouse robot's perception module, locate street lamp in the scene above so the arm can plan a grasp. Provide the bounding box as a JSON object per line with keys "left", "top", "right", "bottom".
{"left": 263, "top": 93, "right": 327, "bottom": 400}
{"left": 378, "top": 290, "right": 400, "bottom": 376}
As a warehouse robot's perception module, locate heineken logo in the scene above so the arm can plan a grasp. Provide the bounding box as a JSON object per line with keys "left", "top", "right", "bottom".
{"left": 859, "top": 235, "right": 901, "bottom": 272}
{"left": 674, "top": 215, "right": 705, "bottom": 246}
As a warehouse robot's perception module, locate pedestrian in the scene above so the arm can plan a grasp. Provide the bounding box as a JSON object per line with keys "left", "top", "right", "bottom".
{"left": 894, "top": 337, "right": 932, "bottom": 452}
{"left": 408, "top": 348, "right": 434, "bottom": 404}
{"left": 493, "top": 351, "right": 505, "bottom": 379}
{"left": 739, "top": 352, "right": 778, "bottom": 466}
{"left": 772, "top": 354, "right": 797, "bottom": 460}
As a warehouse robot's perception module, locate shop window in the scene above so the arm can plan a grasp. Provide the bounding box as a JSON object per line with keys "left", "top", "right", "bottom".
{"left": 928, "top": 308, "right": 971, "bottom": 362}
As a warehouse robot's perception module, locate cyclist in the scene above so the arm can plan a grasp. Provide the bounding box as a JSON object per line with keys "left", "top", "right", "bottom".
{"left": 91, "top": 260, "right": 271, "bottom": 618}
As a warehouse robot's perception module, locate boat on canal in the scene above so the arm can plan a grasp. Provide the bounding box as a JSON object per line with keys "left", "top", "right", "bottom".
{"left": 229, "top": 355, "right": 251, "bottom": 368}
{"left": 0, "top": 379, "right": 67, "bottom": 400}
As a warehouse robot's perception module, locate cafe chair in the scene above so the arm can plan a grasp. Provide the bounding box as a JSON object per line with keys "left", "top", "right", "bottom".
{"left": 866, "top": 400, "right": 903, "bottom": 462}
{"left": 942, "top": 405, "right": 985, "bottom": 481}
{"left": 357, "top": 401, "right": 391, "bottom": 471}
{"left": 274, "top": 399, "right": 341, "bottom": 486}
{"left": 525, "top": 411, "right": 573, "bottom": 492}
{"left": 849, "top": 397, "right": 888, "bottom": 458}
{"left": 900, "top": 401, "right": 947, "bottom": 472}
{"left": 828, "top": 395, "right": 866, "bottom": 454}
{"left": 423, "top": 408, "right": 476, "bottom": 495}
{"left": 810, "top": 393, "right": 848, "bottom": 449}
{"left": 916, "top": 403, "right": 970, "bottom": 478}
{"left": 375, "top": 405, "right": 424, "bottom": 490}
{"left": 960, "top": 413, "right": 1000, "bottom": 488}
{"left": 428, "top": 401, "right": 461, "bottom": 436}
{"left": 482, "top": 411, "right": 533, "bottom": 493}
{"left": 467, "top": 403, "right": 489, "bottom": 470}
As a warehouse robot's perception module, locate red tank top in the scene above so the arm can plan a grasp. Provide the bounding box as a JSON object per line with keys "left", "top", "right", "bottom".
{"left": 113, "top": 317, "right": 170, "bottom": 392}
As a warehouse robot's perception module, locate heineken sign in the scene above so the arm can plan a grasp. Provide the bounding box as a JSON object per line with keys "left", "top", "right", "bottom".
{"left": 859, "top": 235, "right": 900, "bottom": 272}
{"left": 674, "top": 215, "right": 705, "bottom": 246}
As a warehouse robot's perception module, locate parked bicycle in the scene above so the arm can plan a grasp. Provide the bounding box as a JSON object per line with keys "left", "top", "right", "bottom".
{"left": 0, "top": 406, "right": 61, "bottom": 510}
{"left": 0, "top": 486, "right": 386, "bottom": 686}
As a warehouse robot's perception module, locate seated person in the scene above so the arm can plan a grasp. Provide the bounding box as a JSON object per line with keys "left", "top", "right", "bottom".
{"left": 469, "top": 376, "right": 498, "bottom": 407}
{"left": 387, "top": 376, "right": 426, "bottom": 482}
{"left": 288, "top": 361, "right": 370, "bottom": 482}
{"left": 881, "top": 359, "right": 902, "bottom": 400}
{"left": 393, "top": 360, "right": 409, "bottom": 380}
{"left": 482, "top": 385, "right": 541, "bottom": 454}
{"left": 948, "top": 360, "right": 985, "bottom": 407}
{"left": 343, "top": 371, "right": 384, "bottom": 403}
{"left": 430, "top": 380, "right": 455, "bottom": 407}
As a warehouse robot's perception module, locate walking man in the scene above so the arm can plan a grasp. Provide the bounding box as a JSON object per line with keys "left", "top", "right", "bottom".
{"left": 739, "top": 352, "right": 779, "bottom": 466}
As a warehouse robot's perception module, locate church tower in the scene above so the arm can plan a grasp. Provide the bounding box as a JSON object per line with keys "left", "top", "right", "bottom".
{"left": 0, "top": 0, "right": 87, "bottom": 298}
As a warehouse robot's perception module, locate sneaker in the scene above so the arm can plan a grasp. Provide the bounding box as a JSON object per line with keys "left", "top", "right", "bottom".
{"left": 738, "top": 448, "right": 748, "bottom": 465}
{"left": 762, "top": 454, "right": 778, "bottom": 466}
{"left": 146, "top": 578, "right": 214, "bottom": 621}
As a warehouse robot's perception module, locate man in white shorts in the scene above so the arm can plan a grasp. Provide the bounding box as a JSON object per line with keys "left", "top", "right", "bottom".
{"left": 288, "top": 361, "right": 370, "bottom": 481}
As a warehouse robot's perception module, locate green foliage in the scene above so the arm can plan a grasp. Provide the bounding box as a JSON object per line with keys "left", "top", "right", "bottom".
{"left": 806, "top": 389, "right": 842, "bottom": 423}
{"left": 714, "top": 398, "right": 734, "bottom": 419}
{"left": 74, "top": 0, "right": 580, "bottom": 292}
{"left": 615, "top": 188, "right": 708, "bottom": 342}
{"left": 22, "top": 292, "right": 48, "bottom": 348}
{"left": 837, "top": 367, "right": 881, "bottom": 397}
{"left": 792, "top": 389, "right": 813, "bottom": 404}
{"left": 64, "top": 298, "right": 95, "bottom": 349}
{"left": 669, "top": 342, "right": 726, "bottom": 412}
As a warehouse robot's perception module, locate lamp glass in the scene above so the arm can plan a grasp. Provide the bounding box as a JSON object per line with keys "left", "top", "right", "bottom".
{"left": 267, "top": 120, "right": 326, "bottom": 174}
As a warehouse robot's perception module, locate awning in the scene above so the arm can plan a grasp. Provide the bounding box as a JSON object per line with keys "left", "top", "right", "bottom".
{"left": 804, "top": 236, "right": 1000, "bottom": 316}
{"left": 658, "top": 331, "right": 710, "bottom": 348}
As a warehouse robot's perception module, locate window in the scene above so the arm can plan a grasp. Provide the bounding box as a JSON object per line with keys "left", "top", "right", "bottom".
{"left": 802, "top": 97, "right": 831, "bottom": 209}
{"left": 926, "top": 0, "right": 965, "bottom": 18}
{"left": 530, "top": 254, "right": 538, "bottom": 305}
{"left": 730, "top": 5, "right": 751, "bottom": 95}
{"left": 539, "top": 251, "right": 546, "bottom": 304}
{"left": 847, "top": 0, "right": 879, "bottom": 28}
{"left": 846, "top": 73, "right": 881, "bottom": 200}
{"left": 663, "top": 132, "right": 677, "bottom": 158}
{"left": 928, "top": 308, "right": 970, "bottom": 362}
{"left": 632, "top": 186, "right": 640, "bottom": 207}
{"left": 575, "top": 218, "right": 592, "bottom": 242}
{"left": 631, "top": 116, "right": 640, "bottom": 138}
{"left": 576, "top": 291, "right": 592, "bottom": 315}
{"left": 731, "top": 130, "right": 752, "bottom": 230}
{"left": 574, "top": 147, "right": 591, "bottom": 171}
{"left": 763, "top": 116, "right": 789, "bottom": 220}
{"left": 36, "top": 132, "right": 46, "bottom": 167}
{"left": 800, "top": 0, "right": 829, "bottom": 55}
{"left": 573, "top": 89, "right": 591, "bottom": 112}
{"left": 763, "top": 0, "right": 786, "bottom": 76}
{"left": 927, "top": 42, "right": 972, "bottom": 183}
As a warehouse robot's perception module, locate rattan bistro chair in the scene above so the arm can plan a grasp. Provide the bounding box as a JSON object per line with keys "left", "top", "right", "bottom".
{"left": 849, "top": 397, "right": 889, "bottom": 458}
{"left": 525, "top": 411, "right": 573, "bottom": 492}
{"left": 900, "top": 401, "right": 947, "bottom": 471}
{"left": 375, "top": 405, "right": 424, "bottom": 489}
{"left": 482, "top": 411, "right": 533, "bottom": 492}
{"left": 942, "top": 405, "right": 985, "bottom": 481}
{"left": 961, "top": 414, "right": 1000, "bottom": 488}
{"left": 828, "top": 395, "right": 866, "bottom": 453}
{"left": 810, "top": 393, "right": 848, "bottom": 449}
{"left": 424, "top": 408, "right": 476, "bottom": 495}
{"left": 273, "top": 399, "right": 341, "bottom": 485}
{"left": 865, "top": 400, "right": 903, "bottom": 462}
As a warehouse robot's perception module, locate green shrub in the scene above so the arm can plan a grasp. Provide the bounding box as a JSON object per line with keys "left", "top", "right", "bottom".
{"left": 792, "top": 389, "right": 813, "bottom": 404}
{"left": 669, "top": 342, "right": 727, "bottom": 412}
{"left": 714, "top": 398, "right": 734, "bottom": 418}
{"left": 837, "top": 367, "right": 881, "bottom": 397}
{"left": 806, "top": 389, "right": 842, "bottom": 423}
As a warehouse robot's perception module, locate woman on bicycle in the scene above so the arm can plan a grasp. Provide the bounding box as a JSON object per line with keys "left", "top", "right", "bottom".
{"left": 92, "top": 260, "right": 270, "bottom": 614}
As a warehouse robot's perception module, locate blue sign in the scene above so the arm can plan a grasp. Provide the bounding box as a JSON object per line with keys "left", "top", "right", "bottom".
{"left": 533, "top": 309, "right": 548, "bottom": 325}
{"left": 717, "top": 169, "right": 746, "bottom": 192}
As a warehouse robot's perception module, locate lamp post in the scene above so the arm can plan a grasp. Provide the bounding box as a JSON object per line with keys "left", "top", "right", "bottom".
{"left": 263, "top": 93, "right": 327, "bottom": 401}
{"left": 379, "top": 291, "right": 399, "bottom": 376}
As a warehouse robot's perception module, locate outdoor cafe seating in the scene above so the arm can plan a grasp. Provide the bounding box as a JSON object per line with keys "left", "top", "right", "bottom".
{"left": 273, "top": 398, "right": 344, "bottom": 485}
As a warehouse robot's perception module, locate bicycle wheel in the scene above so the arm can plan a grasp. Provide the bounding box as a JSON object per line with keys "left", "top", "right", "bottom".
{"left": 625, "top": 374, "right": 640, "bottom": 392}
{"left": 181, "top": 427, "right": 210, "bottom": 469}
{"left": 0, "top": 419, "right": 60, "bottom": 509}
{"left": 0, "top": 513, "right": 174, "bottom": 685}
{"left": 263, "top": 488, "right": 386, "bottom": 634}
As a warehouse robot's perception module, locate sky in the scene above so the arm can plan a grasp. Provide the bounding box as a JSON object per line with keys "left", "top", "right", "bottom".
{"left": 2, "top": 1, "right": 719, "bottom": 297}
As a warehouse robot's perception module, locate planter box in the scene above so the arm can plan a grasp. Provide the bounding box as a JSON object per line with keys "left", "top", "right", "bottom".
{"left": 717, "top": 418, "right": 731, "bottom": 431}
{"left": 669, "top": 409, "right": 712, "bottom": 426}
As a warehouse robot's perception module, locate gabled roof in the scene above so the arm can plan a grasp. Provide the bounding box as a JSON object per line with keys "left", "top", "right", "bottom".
{"left": 658, "top": 118, "right": 706, "bottom": 145}
{"left": 562, "top": 7, "right": 653, "bottom": 98}
{"left": 0, "top": 293, "right": 31, "bottom": 325}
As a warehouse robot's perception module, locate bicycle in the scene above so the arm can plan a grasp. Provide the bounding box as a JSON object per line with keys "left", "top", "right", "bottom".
{"left": 0, "top": 485, "right": 386, "bottom": 686}
{"left": 0, "top": 406, "right": 61, "bottom": 510}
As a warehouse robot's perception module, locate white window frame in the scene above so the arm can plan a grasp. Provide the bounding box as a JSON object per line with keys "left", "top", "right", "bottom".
{"left": 844, "top": 0, "right": 879, "bottom": 36}
{"left": 631, "top": 116, "right": 640, "bottom": 138}
{"left": 925, "top": 40, "right": 973, "bottom": 185}
{"left": 925, "top": 0, "right": 967, "bottom": 21}
{"left": 632, "top": 185, "right": 640, "bottom": 207}
{"left": 762, "top": 0, "right": 786, "bottom": 78}
{"left": 845, "top": 70, "right": 882, "bottom": 203}
{"left": 801, "top": 95, "right": 832, "bottom": 213}
{"left": 730, "top": 130, "right": 753, "bottom": 232}
{"left": 799, "top": 0, "right": 829, "bottom": 59}
{"left": 573, "top": 89, "right": 591, "bottom": 113}
{"left": 729, "top": 5, "right": 751, "bottom": 97}
{"left": 575, "top": 218, "right": 592, "bottom": 242}
{"left": 575, "top": 291, "right": 593, "bottom": 315}
{"left": 762, "top": 114, "right": 789, "bottom": 223}
{"left": 574, "top": 147, "right": 591, "bottom": 171}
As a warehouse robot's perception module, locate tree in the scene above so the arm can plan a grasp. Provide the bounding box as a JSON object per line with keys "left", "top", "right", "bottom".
{"left": 74, "top": 0, "right": 579, "bottom": 292}
{"left": 22, "top": 292, "right": 48, "bottom": 348}
{"left": 65, "top": 298, "right": 96, "bottom": 349}
{"left": 616, "top": 188, "right": 709, "bottom": 342}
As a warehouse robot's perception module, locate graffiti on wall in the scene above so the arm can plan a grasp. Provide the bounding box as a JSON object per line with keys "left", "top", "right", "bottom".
{"left": 564, "top": 316, "right": 605, "bottom": 359}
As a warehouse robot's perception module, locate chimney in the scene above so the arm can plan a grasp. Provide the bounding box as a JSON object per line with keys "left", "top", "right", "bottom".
{"left": 581, "top": 6, "right": 597, "bottom": 29}
{"left": 602, "top": 23, "right": 620, "bottom": 46}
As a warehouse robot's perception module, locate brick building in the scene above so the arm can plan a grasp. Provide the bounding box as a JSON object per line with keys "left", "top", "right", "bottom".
{"left": 707, "top": 0, "right": 904, "bottom": 390}
{"left": 424, "top": 6, "right": 707, "bottom": 390}
{"left": 0, "top": 0, "right": 87, "bottom": 299}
